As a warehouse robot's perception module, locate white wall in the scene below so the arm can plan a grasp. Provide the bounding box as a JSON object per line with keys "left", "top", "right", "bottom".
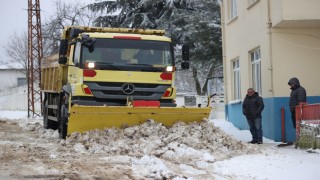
{"left": 176, "top": 94, "right": 225, "bottom": 119}
{"left": 0, "top": 69, "right": 26, "bottom": 91}
{"left": 0, "top": 86, "right": 41, "bottom": 111}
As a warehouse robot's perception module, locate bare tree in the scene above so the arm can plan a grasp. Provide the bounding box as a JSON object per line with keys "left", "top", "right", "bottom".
{"left": 2, "top": 0, "right": 99, "bottom": 72}
{"left": 2, "top": 31, "right": 28, "bottom": 76}
{"left": 43, "top": 0, "right": 100, "bottom": 55}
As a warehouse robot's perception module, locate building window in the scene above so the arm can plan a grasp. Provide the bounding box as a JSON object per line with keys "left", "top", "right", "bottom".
{"left": 229, "top": 0, "right": 238, "bottom": 19}
{"left": 17, "top": 77, "right": 27, "bottom": 86}
{"left": 250, "top": 48, "right": 262, "bottom": 95}
{"left": 233, "top": 58, "right": 241, "bottom": 99}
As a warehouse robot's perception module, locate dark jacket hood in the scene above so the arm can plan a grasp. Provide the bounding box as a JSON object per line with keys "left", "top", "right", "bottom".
{"left": 288, "top": 77, "right": 300, "bottom": 88}
{"left": 246, "top": 92, "right": 259, "bottom": 98}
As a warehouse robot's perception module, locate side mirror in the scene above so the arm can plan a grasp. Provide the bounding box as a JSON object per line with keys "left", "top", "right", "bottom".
{"left": 59, "top": 39, "right": 68, "bottom": 55}
{"left": 181, "top": 62, "right": 189, "bottom": 70}
{"left": 59, "top": 57, "right": 67, "bottom": 64}
{"left": 69, "top": 28, "right": 84, "bottom": 38}
{"left": 58, "top": 39, "right": 68, "bottom": 64}
{"left": 182, "top": 44, "right": 189, "bottom": 62}
{"left": 81, "top": 34, "right": 96, "bottom": 53}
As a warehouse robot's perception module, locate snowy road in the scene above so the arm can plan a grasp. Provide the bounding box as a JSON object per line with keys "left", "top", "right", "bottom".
{"left": 0, "top": 116, "right": 320, "bottom": 180}
{"left": 0, "top": 120, "right": 134, "bottom": 179}
{"left": 0, "top": 118, "right": 259, "bottom": 179}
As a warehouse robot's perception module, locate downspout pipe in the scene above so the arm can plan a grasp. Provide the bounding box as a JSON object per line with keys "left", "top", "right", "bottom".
{"left": 219, "top": 0, "right": 229, "bottom": 120}
{"left": 267, "top": 0, "right": 274, "bottom": 96}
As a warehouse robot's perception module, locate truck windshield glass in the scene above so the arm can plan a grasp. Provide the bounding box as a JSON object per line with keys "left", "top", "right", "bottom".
{"left": 81, "top": 38, "right": 174, "bottom": 69}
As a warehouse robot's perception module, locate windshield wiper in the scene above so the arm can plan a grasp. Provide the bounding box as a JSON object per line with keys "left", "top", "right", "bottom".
{"left": 132, "top": 64, "right": 165, "bottom": 72}
{"left": 94, "top": 62, "right": 121, "bottom": 70}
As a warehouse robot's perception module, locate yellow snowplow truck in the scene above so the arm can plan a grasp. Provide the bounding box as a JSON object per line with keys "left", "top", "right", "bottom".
{"left": 41, "top": 26, "right": 211, "bottom": 139}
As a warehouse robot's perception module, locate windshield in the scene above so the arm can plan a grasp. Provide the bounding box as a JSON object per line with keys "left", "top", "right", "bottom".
{"left": 80, "top": 38, "right": 174, "bottom": 71}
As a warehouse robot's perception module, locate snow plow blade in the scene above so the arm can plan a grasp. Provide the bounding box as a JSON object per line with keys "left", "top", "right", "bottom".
{"left": 67, "top": 106, "right": 211, "bottom": 135}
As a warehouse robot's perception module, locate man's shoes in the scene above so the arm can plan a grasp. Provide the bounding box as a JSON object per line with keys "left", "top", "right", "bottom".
{"left": 248, "top": 140, "right": 263, "bottom": 144}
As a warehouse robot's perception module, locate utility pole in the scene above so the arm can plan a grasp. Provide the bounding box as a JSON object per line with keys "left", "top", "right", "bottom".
{"left": 27, "top": 0, "right": 43, "bottom": 117}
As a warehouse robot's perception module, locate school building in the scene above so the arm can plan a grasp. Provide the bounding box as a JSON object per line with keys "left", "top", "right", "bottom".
{"left": 220, "top": 0, "right": 320, "bottom": 141}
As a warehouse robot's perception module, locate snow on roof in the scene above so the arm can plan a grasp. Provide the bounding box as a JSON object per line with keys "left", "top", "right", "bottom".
{"left": 0, "top": 62, "right": 24, "bottom": 70}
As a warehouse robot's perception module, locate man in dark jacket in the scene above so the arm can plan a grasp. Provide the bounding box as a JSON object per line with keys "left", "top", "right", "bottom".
{"left": 242, "top": 88, "right": 265, "bottom": 144}
{"left": 288, "top": 77, "right": 307, "bottom": 129}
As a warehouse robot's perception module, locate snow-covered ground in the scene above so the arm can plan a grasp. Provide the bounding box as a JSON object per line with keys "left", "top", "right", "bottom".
{"left": 0, "top": 87, "right": 319, "bottom": 179}
{"left": 1, "top": 110, "right": 319, "bottom": 179}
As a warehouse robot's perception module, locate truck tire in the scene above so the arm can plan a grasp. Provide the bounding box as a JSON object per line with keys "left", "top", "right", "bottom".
{"left": 43, "top": 100, "right": 58, "bottom": 129}
{"left": 59, "top": 104, "right": 68, "bottom": 139}
{"left": 43, "top": 100, "right": 49, "bottom": 129}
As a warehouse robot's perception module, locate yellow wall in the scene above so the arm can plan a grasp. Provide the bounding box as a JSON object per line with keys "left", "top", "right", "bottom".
{"left": 221, "top": 0, "right": 320, "bottom": 102}
{"left": 222, "top": 0, "right": 272, "bottom": 101}
{"left": 272, "top": 28, "right": 320, "bottom": 97}
{"left": 271, "top": 0, "right": 320, "bottom": 28}
{"left": 283, "top": 0, "right": 320, "bottom": 21}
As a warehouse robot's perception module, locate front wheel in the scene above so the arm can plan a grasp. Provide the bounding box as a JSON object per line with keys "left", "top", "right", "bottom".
{"left": 59, "top": 104, "right": 68, "bottom": 139}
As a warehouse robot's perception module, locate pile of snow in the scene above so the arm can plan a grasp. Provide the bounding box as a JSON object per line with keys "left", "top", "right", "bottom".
{"left": 60, "top": 120, "right": 260, "bottom": 171}
{"left": 11, "top": 118, "right": 261, "bottom": 179}
{"left": 16, "top": 119, "right": 259, "bottom": 179}
{"left": 20, "top": 122, "right": 60, "bottom": 140}
{"left": 16, "top": 118, "right": 260, "bottom": 179}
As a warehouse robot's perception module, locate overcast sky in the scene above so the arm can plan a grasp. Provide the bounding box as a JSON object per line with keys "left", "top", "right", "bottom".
{"left": 0, "top": 1, "right": 54, "bottom": 62}
{"left": 0, "top": 0, "right": 95, "bottom": 63}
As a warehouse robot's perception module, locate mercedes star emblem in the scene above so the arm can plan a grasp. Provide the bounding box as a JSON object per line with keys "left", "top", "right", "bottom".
{"left": 122, "top": 83, "right": 135, "bottom": 95}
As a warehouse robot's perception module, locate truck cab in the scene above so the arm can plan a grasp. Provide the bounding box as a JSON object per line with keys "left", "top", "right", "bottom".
{"left": 57, "top": 27, "right": 184, "bottom": 108}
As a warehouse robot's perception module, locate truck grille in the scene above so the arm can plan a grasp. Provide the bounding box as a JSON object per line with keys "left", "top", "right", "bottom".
{"left": 84, "top": 82, "right": 170, "bottom": 100}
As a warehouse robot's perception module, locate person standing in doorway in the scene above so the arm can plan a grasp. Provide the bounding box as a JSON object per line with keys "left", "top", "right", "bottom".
{"left": 288, "top": 77, "right": 307, "bottom": 129}
{"left": 242, "top": 88, "right": 265, "bottom": 144}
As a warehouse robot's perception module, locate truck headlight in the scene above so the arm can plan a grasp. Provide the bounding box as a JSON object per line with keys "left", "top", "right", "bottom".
{"left": 166, "top": 66, "right": 175, "bottom": 72}
{"left": 86, "top": 62, "right": 95, "bottom": 69}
